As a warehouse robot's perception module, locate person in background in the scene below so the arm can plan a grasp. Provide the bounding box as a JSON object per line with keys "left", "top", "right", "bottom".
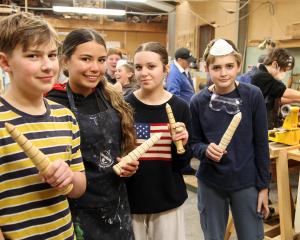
{"left": 237, "top": 54, "right": 266, "bottom": 84}
{"left": 105, "top": 48, "right": 122, "bottom": 84}
{"left": 190, "top": 39, "right": 270, "bottom": 240}
{"left": 0, "top": 12, "right": 86, "bottom": 239}
{"left": 0, "top": 67, "right": 10, "bottom": 93}
{"left": 251, "top": 48, "right": 299, "bottom": 129}
{"left": 47, "top": 28, "right": 138, "bottom": 240}
{"left": 114, "top": 59, "right": 138, "bottom": 97}
{"left": 166, "top": 47, "right": 196, "bottom": 175}
{"left": 166, "top": 47, "right": 196, "bottom": 103}
{"left": 126, "top": 42, "right": 193, "bottom": 240}
{"left": 198, "top": 82, "right": 207, "bottom": 92}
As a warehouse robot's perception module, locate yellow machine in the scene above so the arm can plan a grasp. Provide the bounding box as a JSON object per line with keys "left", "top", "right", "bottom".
{"left": 268, "top": 105, "right": 300, "bottom": 145}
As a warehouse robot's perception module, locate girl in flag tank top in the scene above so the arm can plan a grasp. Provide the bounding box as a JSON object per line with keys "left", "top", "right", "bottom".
{"left": 125, "top": 42, "right": 193, "bottom": 240}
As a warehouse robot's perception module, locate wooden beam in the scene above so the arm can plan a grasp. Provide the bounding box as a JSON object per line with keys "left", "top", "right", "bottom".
{"left": 44, "top": 17, "right": 167, "bottom": 33}
{"left": 277, "top": 39, "right": 300, "bottom": 49}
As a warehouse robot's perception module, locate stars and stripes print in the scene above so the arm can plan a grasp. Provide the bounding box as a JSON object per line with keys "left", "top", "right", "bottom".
{"left": 135, "top": 122, "right": 172, "bottom": 161}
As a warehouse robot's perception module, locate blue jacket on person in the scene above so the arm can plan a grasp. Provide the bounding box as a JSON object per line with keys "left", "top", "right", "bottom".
{"left": 166, "top": 63, "right": 195, "bottom": 104}
{"left": 237, "top": 66, "right": 259, "bottom": 84}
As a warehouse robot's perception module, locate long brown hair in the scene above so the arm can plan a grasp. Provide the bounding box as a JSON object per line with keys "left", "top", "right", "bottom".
{"left": 62, "top": 28, "right": 136, "bottom": 155}
{"left": 100, "top": 80, "right": 136, "bottom": 154}
{"left": 263, "top": 48, "right": 294, "bottom": 71}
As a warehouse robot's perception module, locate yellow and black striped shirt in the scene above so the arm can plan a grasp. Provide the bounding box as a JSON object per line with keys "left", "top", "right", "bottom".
{"left": 0, "top": 97, "right": 84, "bottom": 240}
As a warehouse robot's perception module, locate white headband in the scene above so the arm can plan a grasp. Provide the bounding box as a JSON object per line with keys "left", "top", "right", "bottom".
{"left": 209, "top": 39, "right": 234, "bottom": 56}
{"left": 116, "top": 59, "right": 127, "bottom": 69}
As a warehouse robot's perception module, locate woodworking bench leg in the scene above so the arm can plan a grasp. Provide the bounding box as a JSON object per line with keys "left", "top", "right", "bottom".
{"left": 295, "top": 170, "right": 300, "bottom": 233}
{"left": 276, "top": 149, "right": 294, "bottom": 240}
{"left": 224, "top": 213, "right": 234, "bottom": 240}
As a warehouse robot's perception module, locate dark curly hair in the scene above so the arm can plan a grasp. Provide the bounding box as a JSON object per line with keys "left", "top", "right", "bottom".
{"left": 263, "top": 48, "right": 294, "bottom": 71}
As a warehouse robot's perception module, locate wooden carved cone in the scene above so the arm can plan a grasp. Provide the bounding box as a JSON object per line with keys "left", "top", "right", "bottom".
{"left": 113, "top": 132, "right": 162, "bottom": 175}
{"left": 5, "top": 122, "right": 73, "bottom": 195}
{"left": 218, "top": 112, "right": 242, "bottom": 151}
{"left": 165, "top": 103, "right": 185, "bottom": 154}
{"left": 0, "top": 229, "right": 4, "bottom": 240}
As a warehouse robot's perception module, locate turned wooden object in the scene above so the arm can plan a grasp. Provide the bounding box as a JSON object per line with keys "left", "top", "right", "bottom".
{"left": 165, "top": 103, "right": 185, "bottom": 154}
{"left": 218, "top": 112, "right": 242, "bottom": 150}
{"left": 113, "top": 132, "right": 162, "bottom": 175}
{"left": 5, "top": 122, "right": 73, "bottom": 195}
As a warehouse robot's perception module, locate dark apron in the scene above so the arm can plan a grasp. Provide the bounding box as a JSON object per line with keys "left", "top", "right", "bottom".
{"left": 66, "top": 85, "right": 133, "bottom": 240}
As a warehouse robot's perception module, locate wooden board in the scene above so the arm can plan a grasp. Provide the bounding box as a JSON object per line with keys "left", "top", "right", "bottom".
{"left": 295, "top": 173, "right": 300, "bottom": 233}
{"left": 183, "top": 175, "right": 197, "bottom": 192}
{"left": 269, "top": 142, "right": 300, "bottom": 159}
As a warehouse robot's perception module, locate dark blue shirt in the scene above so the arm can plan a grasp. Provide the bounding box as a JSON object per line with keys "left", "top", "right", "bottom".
{"left": 190, "top": 83, "right": 270, "bottom": 191}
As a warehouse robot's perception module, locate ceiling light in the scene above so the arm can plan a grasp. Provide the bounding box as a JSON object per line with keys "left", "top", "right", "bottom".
{"left": 119, "top": 0, "right": 147, "bottom": 2}
{"left": 53, "top": 6, "right": 126, "bottom": 16}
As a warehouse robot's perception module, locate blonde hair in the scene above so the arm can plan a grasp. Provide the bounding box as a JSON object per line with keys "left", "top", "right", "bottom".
{"left": 203, "top": 39, "right": 242, "bottom": 67}
{"left": 121, "top": 62, "right": 135, "bottom": 84}
{"left": 0, "top": 12, "right": 59, "bottom": 55}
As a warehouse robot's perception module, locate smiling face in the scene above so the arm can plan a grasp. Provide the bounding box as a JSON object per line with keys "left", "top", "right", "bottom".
{"left": 64, "top": 41, "right": 107, "bottom": 96}
{"left": 115, "top": 65, "right": 133, "bottom": 86}
{"left": 207, "top": 54, "right": 241, "bottom": 94}
{"left": 0, "top": 41, "right": 59, "bottom": 97}
{"left": 134, "top": 51, "right": 166, "bottom": 92}
{"left": 106, "top": 53, "right": 121, "bottom": 75}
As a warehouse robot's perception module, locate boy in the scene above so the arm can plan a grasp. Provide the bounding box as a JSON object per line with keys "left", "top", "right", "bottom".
{"left": 0, "top": 12, "right": 86, "bottom": 239}
{"left": 191, "top": 39, "right": 269, "bottom": 240}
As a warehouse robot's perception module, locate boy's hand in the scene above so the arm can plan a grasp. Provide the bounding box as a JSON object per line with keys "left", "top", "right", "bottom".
{"left": 41, "top": 160, "right": 74, "bottom": 190}
{"left": 257, "top": 188, "right": 269, "bottom": 219}
{"left": 171, "top": 122, "right": 189, "bottom": 146}
{"left": 117, "top": 157, "right": 139, "bottom": 177}
{"left": 206, "top": 143, "right": 226, "bottom": 162}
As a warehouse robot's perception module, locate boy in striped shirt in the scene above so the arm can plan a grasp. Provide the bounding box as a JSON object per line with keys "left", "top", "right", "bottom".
{"left": 0, "top": 12, "right": 86, "bottom": 239}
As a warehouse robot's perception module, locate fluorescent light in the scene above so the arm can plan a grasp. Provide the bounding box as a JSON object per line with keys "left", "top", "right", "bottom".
{"left": 119, "top": 0, "right": 147, "bottom": 2}
{"left": 53, "top": 6, "right": 126, "bottom": 16}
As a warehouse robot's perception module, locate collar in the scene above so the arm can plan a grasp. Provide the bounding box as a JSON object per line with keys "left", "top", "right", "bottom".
{"left": 208, "top": 81, "right": 240, "bottom": 93}
{"left": 174, "top": 60, "right": 189, "bottom": 75}
{"left": 258, "top": 64, "right": 268, "bottom": 73}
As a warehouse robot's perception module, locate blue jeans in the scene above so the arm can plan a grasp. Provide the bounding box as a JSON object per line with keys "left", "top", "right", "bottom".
{"left": 197, "top": 180, "right": 264, "bottom": 240}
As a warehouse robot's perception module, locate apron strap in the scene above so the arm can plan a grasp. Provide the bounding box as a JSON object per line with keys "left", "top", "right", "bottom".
{"left": 66, "top": 83, "right": 77, "bottom": 113}
{"left": 96, "top": 87, "right": 111, "bottom": 109}
{"left": 67, "top": 83, "right": 111, "bottom": 112}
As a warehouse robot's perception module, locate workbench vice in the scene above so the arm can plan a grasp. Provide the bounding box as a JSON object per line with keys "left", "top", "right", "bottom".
{"left": 269, "top": 105, "right": 300, "bottom": 145}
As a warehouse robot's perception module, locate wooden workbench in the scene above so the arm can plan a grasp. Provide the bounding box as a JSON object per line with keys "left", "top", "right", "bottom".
{"left": 286, "top": 149, "right": 300, "bottom": 234}
{"left": 267, "top": 142, "right": 300, "bottom": 240}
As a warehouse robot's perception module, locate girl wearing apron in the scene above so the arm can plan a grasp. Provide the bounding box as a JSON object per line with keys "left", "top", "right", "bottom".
{"left": 47, "top": 28, "right": 138, "bottom": 240}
